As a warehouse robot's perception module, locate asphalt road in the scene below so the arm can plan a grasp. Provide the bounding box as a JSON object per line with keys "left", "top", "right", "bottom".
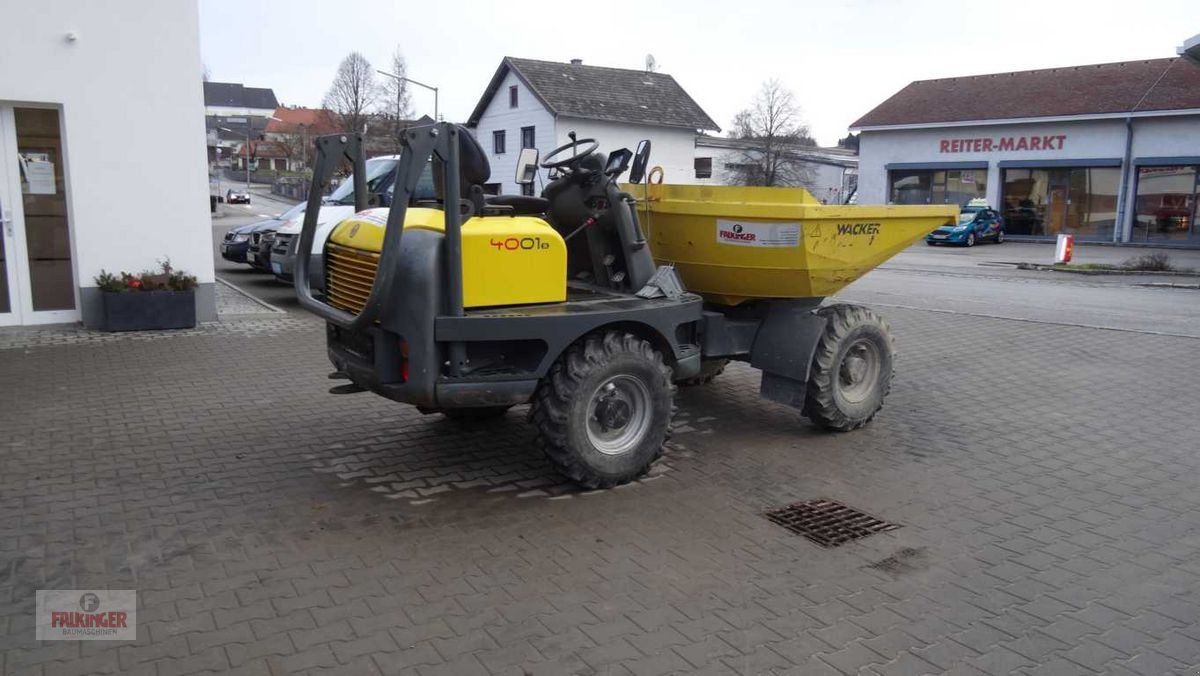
{"left": 212, "top": 186, "right": 306, "bottom": 310}
{"left": 840, "top": 258, "right": 1200, "bottom": 338}
{"left": 212, "top": 206, "right": 1200, "bottom": 337}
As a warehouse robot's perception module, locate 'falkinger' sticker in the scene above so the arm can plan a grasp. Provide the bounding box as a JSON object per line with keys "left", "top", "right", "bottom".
{"left": 716, "top": 220, "right": 801, "bottom": 247}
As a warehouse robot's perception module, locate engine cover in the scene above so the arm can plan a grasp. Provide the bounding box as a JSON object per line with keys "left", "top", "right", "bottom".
{"left": 327, "top": 207, "right": 567, "bottom": 309}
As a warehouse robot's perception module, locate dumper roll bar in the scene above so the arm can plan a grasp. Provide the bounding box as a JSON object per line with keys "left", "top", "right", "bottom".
{"left": 294, "top": 125, "right": 467, "bottom": 349}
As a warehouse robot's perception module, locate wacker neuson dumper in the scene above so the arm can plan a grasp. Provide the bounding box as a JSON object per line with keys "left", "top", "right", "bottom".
{"left": 294, "top": 124, "right": 956, "bottom": 488}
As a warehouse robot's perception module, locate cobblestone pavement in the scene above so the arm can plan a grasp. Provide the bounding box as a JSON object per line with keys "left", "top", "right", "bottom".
{"left": 2, "top": 305, "right": 1199, "bottom": 676}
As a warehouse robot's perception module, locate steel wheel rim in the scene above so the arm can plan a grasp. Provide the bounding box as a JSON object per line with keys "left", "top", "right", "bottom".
{"left": 586, "top": 375, "right": 652, "bottom": 455}
{"left": 836, "top": 338, "right": 882, "bottom": 404}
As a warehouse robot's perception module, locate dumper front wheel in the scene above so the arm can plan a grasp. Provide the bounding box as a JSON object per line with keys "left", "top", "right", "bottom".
{"left": 804, "top": 304, "right": 894, "bottom": 432}
{"left": 530, "top": 331, "right": 675, "bottom": 488}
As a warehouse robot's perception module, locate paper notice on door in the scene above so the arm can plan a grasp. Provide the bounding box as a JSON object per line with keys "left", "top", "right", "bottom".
{"left": 23, "top": 159, "right": 56, "bottom": 195}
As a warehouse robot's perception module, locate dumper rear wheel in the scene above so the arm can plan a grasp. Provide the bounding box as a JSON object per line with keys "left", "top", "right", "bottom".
{"left": 530, "top": 331, "right": 675, "bottom": 488}
{"left": 804, "top": 304, "right": 894, "bottom": 432}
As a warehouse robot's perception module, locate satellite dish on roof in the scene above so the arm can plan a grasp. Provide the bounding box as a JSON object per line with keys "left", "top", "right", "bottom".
{"left": 645, "top": 54, "right": 657, "bottom": 73}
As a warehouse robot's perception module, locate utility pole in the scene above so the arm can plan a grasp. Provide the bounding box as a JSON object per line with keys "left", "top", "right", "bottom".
{"left": 245, "top": 125, "right": 251, "bottom": 190}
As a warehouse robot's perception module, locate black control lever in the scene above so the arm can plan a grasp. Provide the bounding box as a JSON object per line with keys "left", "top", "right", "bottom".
{"left": 563, "top": 211, "right": 601, "bottom": 242}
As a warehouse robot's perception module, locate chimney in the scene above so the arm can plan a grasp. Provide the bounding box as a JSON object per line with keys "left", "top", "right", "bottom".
{"left": 570, "top": 58, "right": 583, "bottom": 66}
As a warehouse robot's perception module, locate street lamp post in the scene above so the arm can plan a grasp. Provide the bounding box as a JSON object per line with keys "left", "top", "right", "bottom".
{"left": 377, "top": 70, "right": 438, "bottom": 121}
{"left": 220, "top": 125, "right": 252, "bottom": 191}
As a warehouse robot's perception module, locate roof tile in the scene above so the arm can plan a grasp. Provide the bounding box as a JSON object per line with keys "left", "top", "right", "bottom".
{"left": 469, "top": 57, "right": 719, "bottom": 131}
{"left": 851, "top": 57, "right": 1200, "bottom": 128}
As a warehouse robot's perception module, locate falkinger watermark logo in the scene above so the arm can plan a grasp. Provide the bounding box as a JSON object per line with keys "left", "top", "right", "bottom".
{"left": 36, "top": 590, "right": 136, "bottom": 640}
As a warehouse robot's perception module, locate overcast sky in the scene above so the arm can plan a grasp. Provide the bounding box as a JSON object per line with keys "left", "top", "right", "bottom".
{"left": 199, "top": 0, "right": 1198, "bottom": 146}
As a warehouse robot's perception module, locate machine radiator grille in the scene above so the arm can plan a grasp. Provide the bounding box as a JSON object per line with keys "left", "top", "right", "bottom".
{"left": 325, "top": 243, "right": 379, "bottom": 314}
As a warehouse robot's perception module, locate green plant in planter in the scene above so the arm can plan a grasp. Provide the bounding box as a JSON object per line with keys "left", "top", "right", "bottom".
{"left": 94, "top": 259, "right": 198, "bottom": 293}
{"left": 93, "top": 259, "right": 198, "bottom": 331}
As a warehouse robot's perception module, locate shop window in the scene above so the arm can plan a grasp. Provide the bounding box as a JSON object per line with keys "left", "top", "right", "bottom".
{"left": 1001, "top": 167, "right": 1121, "bottom": 239}
{"left": 695, "top": 157, "right": 713, "bottom": 179}
{"left": 888, "top": 169, "right": 986, "bottom": 205}
{"left": 1133, "top": 165, "right": 1199, "bottom": 242}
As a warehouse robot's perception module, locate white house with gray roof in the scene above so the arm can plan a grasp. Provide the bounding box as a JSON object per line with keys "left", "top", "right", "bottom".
{"left": 467, "top": 57, "right": 720, "bottom": 195}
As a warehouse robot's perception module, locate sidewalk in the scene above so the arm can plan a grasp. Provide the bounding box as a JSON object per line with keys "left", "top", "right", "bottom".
{"left": 1000, "top": 239, "right": 1200, "bottom": 269}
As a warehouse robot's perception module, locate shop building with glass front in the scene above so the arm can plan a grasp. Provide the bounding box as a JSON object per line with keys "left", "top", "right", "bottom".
{"left": 850, "top": 56, "right": 1200, "bottom": 246}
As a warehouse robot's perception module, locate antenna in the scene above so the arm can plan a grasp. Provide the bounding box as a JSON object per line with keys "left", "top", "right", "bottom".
{"left": 645, "top": 54, "right": 657, "bottom": 73}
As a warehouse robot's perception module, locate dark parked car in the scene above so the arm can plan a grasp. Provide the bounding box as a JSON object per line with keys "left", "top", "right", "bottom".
{"left": 219, "top": 202, "right": 305, "bottom": 266}
{"left": 247, "top": 229, "right": 277, "bottom": 271}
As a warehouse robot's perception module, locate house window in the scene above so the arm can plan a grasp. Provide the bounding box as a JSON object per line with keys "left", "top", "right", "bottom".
{"left": 695, "top": 157, "right": 713, "bottom": 179}
{"left": 509, "top": 85, "right": 518, "bottom": 108}
{"left": 521, "top": 182, "right": 535, "bottom": 196}
{"left": 521, "top": 126, "right": 535, "bottom": 149}
{"left": 493, "top": 130, "right": 506, "bottom": 155}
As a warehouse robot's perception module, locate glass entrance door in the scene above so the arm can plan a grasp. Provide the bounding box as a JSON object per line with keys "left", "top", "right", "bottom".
{"left": 0, "top": 108, "right": 22, "bottom": 326}
{"left": 0, "top": 104, "right": 78, "bottom": 325}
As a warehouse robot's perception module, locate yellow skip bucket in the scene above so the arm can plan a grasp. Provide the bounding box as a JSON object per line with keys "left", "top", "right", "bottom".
{"left": 626, "top": 183, "right": 958, "bottom": 306}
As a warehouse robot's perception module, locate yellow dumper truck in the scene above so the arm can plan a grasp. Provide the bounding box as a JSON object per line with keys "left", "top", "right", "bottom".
{"left": 294, "top": 125, "right": 956, "bottom": 488}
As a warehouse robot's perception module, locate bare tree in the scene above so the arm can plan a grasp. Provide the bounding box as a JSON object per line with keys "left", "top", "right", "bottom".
{"left": 725, "top": 80, "right": 817, "bottom": 187}
{"left": 323, "top": 52, "right": 378, "bottom": 136}
{"left": 274, "top": 131, "right": 307, "bottom": 171}
{"left": 202, "top": 62, "right": 211, "bottom": 82}
{"left": 378, "top": 47, "right": 414, "bottom": 153}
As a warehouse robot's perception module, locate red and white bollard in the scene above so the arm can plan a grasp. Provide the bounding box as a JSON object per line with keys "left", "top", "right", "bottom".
{"left": 1055, "top": 234, "right": 1074, "bottom": 264}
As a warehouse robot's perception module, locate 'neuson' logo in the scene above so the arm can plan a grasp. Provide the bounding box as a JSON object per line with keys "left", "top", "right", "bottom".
{"left": 719, "top": 223, "right": 756, "bottom": 241}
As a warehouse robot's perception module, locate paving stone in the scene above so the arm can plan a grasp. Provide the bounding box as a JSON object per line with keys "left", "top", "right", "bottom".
{"left": 868, "top": 651, "right": 942, "bottom": 676}
{"left": 819, "top": 641, "right": 888, "bottom": 675}
{"left": 4, "top": 303, "right": 1200, "bottom": 676}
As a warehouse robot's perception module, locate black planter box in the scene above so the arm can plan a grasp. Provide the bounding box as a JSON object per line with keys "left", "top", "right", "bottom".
{"left": 99, "top": 290, "right": 196, "bottom": 332}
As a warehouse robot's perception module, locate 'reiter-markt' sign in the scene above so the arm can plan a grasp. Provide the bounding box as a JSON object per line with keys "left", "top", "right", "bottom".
{"left": 939, "top": 135, "right": 1067, "bottom": 153}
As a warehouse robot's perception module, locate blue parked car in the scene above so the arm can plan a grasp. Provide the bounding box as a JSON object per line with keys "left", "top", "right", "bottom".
{"left": 926, "top": 202, "right": 1005, "bottom": 246}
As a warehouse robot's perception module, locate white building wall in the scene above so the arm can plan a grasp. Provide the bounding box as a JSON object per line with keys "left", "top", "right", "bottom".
{"left": 205, "top": 105, "right": 276, "bottom": 118}
{"left": 857, "top": 119, "right": 1128, "bottom": 206}
{"left": 0, "top": 0, "right": 214, "bottom": 325}
{"left": 471, "top": 70, "right": 555, "bottom": 195}
{"left": 1127, "top": 115, "right": 1200, "bottom": 157}
{"left": 556, "top": 118, "right": 698, "bottom": 186}
{"left": 856, "top": 114, "right": 1200, "bottom": 243}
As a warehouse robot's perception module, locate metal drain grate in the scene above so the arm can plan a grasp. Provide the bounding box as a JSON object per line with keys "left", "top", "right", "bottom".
{"left": 764, "top": 499, "right": 900, "bottom": 547}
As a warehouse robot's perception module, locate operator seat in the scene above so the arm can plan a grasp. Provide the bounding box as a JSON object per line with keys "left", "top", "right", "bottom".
{"left": 430, "top": 125, "right": 491, "bottom": 210}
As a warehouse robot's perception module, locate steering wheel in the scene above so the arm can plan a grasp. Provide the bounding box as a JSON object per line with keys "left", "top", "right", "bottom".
{"left": 540, "top": 137, "right": 599, "bottom": 170}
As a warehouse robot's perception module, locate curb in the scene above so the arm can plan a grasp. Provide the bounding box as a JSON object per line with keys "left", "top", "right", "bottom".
{"left": 1015, "top": 263, "right": 1200, "bottom": 278}
{"left": 215, "top": 277, "right": 287, "bottom": 316}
